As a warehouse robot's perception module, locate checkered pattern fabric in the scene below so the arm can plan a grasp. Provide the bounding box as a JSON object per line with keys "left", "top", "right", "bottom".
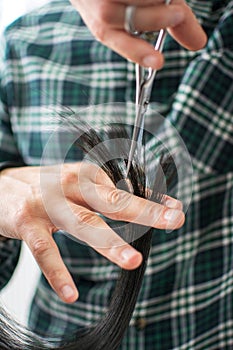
{"left": 0, "top": 0, "right": 233, "bottom": 348}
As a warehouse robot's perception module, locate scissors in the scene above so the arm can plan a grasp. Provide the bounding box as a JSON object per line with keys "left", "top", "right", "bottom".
{"left": 126, "top": 1, "right": 171, "bottom": 178}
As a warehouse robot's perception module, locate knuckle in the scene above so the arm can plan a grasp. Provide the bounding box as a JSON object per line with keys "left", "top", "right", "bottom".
{"left": 14, "top": 186, "right": 44, "bottom": 232}
{"left": 76, "top": 209, "right": 99, "bottom": 226}
{"left": 107, "top": 188, "right": 120, "bottom": 205}
{"left": 14, "top": 199, "right": 32, "bottom": 228}
{"left": 91, "top": 22, "right": 107, "bottom": 43}
{"left": 107, "top": 189, "right": 130, "bottom": 209}
{"left": 46, "top": 268, "right": 63, "bottom": 283}
{"left": 31, "top": 238, "right": 52, "bottom": 259}
{"left": 60, "top": 171, "right": 77, "bottom": 187}
{"left": 97, "top": 4, "right": 113, "bottom": 25}
{"left": 89, "top": 3, "right": 112, "bottom": 43}
{"left": 106, "top": 190, "right": 135, "bottom": 221}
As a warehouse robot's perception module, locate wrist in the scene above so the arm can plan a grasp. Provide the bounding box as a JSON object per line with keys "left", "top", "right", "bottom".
{"left": 0, "top": 161, "right": 26, "bottom": 241}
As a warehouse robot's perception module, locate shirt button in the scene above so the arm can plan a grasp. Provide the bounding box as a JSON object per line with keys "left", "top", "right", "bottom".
{"left": 135, "top": 317, "right": 147, "bottom": 331}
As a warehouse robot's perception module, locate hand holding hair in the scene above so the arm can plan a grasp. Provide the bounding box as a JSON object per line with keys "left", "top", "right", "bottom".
{"left": 70, "top": 0, "right": 207, "bottom": 69}
{"left": 0, "top": 121, "right": 184, "bottom": 349}
{"left": 0, "top": 162, "right": 184, "bottom": 304}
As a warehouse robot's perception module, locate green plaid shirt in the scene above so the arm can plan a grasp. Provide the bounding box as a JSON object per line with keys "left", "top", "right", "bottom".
{"left": 0, "top": 0, "right": 233, "bottom": 348}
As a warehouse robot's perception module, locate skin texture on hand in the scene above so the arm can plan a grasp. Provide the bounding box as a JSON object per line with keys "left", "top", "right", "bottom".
{"left": 70, "top": 0, "right": 207, "bottom": 69}
{"left": 0, "top": 163, "right": 184, "bottom": 303}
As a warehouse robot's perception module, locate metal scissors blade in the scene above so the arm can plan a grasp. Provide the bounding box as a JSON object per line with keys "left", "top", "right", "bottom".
{"left": 126, "top": 28, "right": 168, "bottom": 177}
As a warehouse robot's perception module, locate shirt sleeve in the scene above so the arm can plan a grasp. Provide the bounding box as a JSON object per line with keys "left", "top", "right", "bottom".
{"left": 168, "top": 5, "right": 233, "bottom": 175}
{"left": 0, "top": 32, "right": 24, "bottom": 162}
{"left": 147, "top": 3, "right": 233, "bottom": 177}
{"left": 0, "top": 34, "right": 23, "bottom": 289}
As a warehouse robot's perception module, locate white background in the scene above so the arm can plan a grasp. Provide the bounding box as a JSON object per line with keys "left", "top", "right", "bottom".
{"left": 0, "top": 0, "right": 50, "bottom": 325}
{"left": 0, "top": 0, "right": 50, "bottom": 33}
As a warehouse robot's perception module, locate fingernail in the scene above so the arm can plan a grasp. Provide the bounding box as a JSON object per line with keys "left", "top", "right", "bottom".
{"left": 61, "top": 285, "right": 76, "bottom": 300}
{"left": 142, "top": 55, "right": 161, "bottom": 69}
{"left": 165, "top": 199, "right": 179, "bottom": 209}
{"left": 121, "top": 248, "right": 138, "bottom": 262}
{"left": 170, "top": 11, "right": 184, "bottom": 27}
{"left": 164, "top": 209, "right": 182, "bottom": 223}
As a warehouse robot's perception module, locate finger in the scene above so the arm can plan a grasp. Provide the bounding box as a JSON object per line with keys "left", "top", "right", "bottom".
{"left": 61, "top": 163, "right": 115, "bottom": 209}
{"left": 24, "top": 225, "right": 79, "bottom": 303}
{"left": 118, "top": 0, "right": 207, "bottom": 51}
{"left": 97, "top": 244, "right": 143, "bottom": 270}
{"left": 61, "top": 164, "right": 184, "bottom": 230}
{"left": 169, "top": 4, "right": 207, "bottom": 50}
{"left": 91, "top": 2, "right": 206, "bottom": 68}
{"left": 92, "top": 166, "right": 183, "bottom": 211}
{"left": 79, "top": 184, "right": 185, "bottom": 230}
{"left": 112, "top": 4, "right": 186, "bottom": 31}
{"left": 162, "top": 195, "right": 183, "bottom": 210}
{"left": 116, "top": 0, "right": 165, "bottom": 4}
{"left": 100, "top": 28, "right": 165, "bottom": 69}
{"left": 60, "top": 203, "right": 143, "bottom": 269}
{"left": 132, "top": 3, "right": 207, "bottom": 51}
